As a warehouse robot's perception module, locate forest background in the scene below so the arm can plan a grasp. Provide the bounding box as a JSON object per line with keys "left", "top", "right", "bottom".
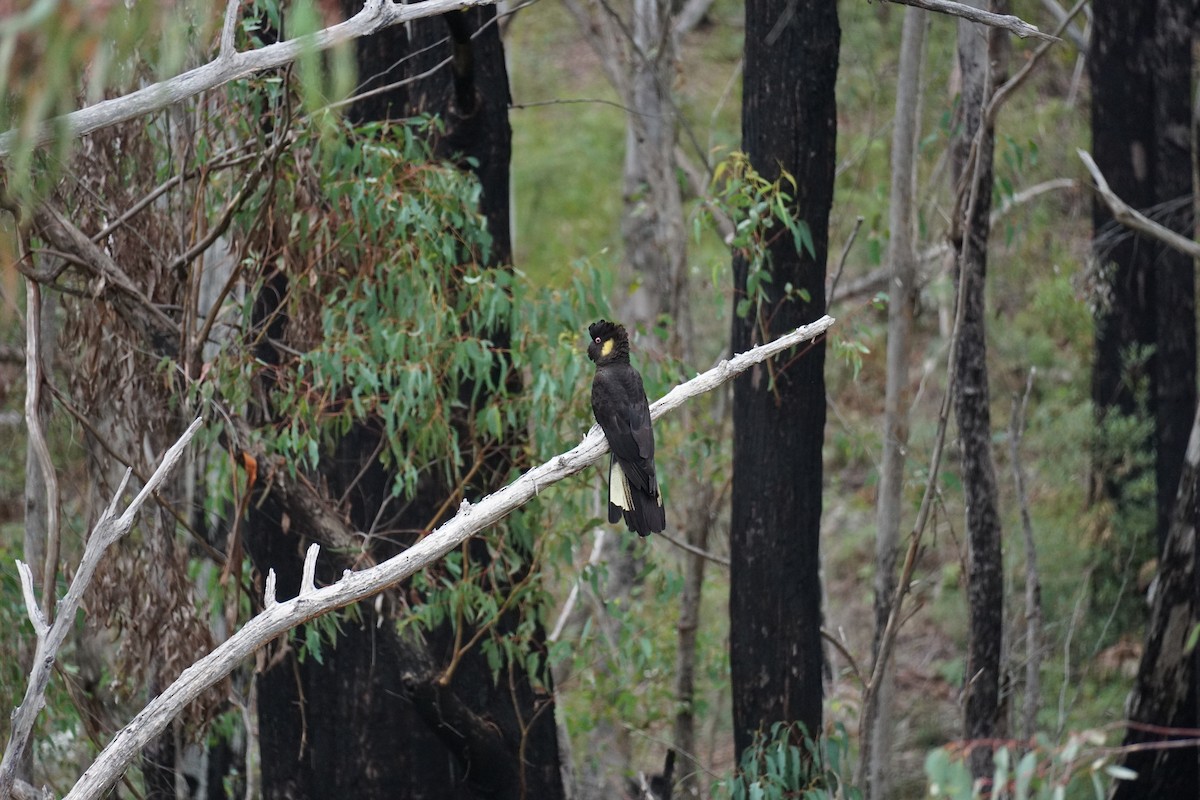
{"left": 0, "top": 0, "right": 1195, "bottom": 799}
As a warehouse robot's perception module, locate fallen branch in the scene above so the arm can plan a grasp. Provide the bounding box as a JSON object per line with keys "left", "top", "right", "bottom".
{"left": 0, "top": 418, "right": 204, "bottom": 800}
{"left": 0, "top": 0, "right": 499, "bottom": 157}
{"left": 60, "top": 315, "right": 835, "bottom": 800}
{"left": 1078, "top": 148, "right": 1200, "bottom": 261}
{"left": 882, "top": 0, "right": 1058, "bottom": 41}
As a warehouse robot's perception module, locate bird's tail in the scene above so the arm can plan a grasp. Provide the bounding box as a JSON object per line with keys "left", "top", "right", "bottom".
{"left": 608, "top": 456, "right": 665, "bottom": 536}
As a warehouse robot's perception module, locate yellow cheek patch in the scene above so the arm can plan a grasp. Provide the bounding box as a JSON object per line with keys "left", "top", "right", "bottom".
{"left": 601, "top": 339, "right": 614, "bottom": 357}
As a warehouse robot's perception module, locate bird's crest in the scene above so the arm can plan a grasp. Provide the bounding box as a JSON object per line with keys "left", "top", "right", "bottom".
{"left": 587, "top": 319, "right": 629, "bottom": 362}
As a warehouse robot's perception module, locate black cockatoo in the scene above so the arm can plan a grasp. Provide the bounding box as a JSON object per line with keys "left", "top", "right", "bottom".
{"left": 586, "top": 320, "right": 666, "bottom": 536}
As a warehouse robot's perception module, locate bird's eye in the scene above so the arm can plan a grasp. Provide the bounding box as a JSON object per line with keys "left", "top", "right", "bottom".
{"left": 594, "top": 337, "right": 602, "bottom": 344}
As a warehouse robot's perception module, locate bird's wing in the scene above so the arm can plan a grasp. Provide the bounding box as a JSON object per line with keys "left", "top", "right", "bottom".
{"left": 594, "top": 370, "right": 657, "bottom": 493}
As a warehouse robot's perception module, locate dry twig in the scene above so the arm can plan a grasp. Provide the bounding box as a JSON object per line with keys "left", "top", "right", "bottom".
{"left": 1010, "top": 368, "right": 1042, "bottom": 742}
{"left": 1078, "top": 148, "right": 1200, "bottom": 260}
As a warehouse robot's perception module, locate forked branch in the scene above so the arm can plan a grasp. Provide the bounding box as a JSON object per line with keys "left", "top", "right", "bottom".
{"left": 0, "top": 418, "right": 204, "bottom": 800}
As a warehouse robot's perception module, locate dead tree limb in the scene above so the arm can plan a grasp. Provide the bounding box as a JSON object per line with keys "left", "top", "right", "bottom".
{"left": 0, "top": 0, "right": 500, "bottom": 157}
{"left": 882, "top": 0, "right": 1058, "bottom": 41}
{"left": 22, "top": 276, "right": 59, "bottom": 623}
{"left": 1078, "top": 148, "right": 1200, "bottom": 261}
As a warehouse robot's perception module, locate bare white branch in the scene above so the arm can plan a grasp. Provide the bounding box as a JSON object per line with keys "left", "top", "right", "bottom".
{"left": 1078, "top": 148, "right": 1200, "bottom": 260}
{"left": 300, "top": 543, "right": 320, "bottom": 596}
{"left": 264, "top": 568, "right": 278, "bottom": 609}
{"left": 0, "top": 418, "right": 204, "bottom": 800}
{"left": 61, "top": 316, "right": 835, "bottom": 800}
{"left": 882, "top": 0, "right": 1059, "bottom": 41}
{"left": 103, "top": 470, "right": 132, "bottom": 521}
{"left": 0, "top": 0, "right": 499, "bottom": 157}
{"left": 15, "top": 560, "right": 48, "bottom": 639}
{"left": 116, "top": 420, "right": 204, "bottom": 532}
{"left": 219, "top": 0, "right": 242, "bottom": 60}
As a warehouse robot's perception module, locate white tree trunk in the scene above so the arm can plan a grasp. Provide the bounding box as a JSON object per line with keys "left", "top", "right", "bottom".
{"left": 621, "top": 0, "right": 690, "bottom": 350}
{"left": 864, "top": 11, "right": 926, "bottom": 796}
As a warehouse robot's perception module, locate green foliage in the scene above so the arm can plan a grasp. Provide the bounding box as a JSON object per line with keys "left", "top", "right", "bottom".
{"left": 716, "top": 722, "right": 861, "bottom": 800}
{"left": 197, "top": 107, "right": 595, "bottom": 497}
{"left": 925, "top": 732, "right": 1135, "bottom": 799}
{"left": 557, "top": 536, "right": 696, "bottom": 740}
{"left": 832, "top": 337, "right": 871, "bottom": 382}
{"left": 191, "top": 70, "right": 617, "bottom": 690}
{"left": 703, "top": 150, "right": 814, "bottom": 320}
{"left": 1087, "top": 344, "right": 1157, "bottom": 641}
{"left": 295, "top": 607, "right": 349, "bottom": 665}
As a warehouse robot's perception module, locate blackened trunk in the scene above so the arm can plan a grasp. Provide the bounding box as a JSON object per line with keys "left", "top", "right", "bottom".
{"left": 729, "top": 0, "right": 837, "bottom": 756}
{"left": 1112, "top": 403, "right": 1200, "bottom": 799}
{"left": 1090, "top": 0, "right": 1195, "bottom": 556}
{"left": 1148, "top": 0, "right": 1195, "bottom": 553}
{"left": 1091, "top": 2, "right": 1197, "bottom": 792}
{"left": 1090, "top": 3, "right": 1155, "bottom": 429}
{"left": 346, "top": 5, "right": 512, "bottom": 261}
{"left": 247, "top": 7, "right": 562, "bottom": 799}
{"left": 951, "top": 4, "right": 1004, "bottom": 780}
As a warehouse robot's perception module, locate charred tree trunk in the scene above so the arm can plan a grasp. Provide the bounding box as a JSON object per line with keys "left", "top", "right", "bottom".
{"left": 1090, "top": 0, "right": 1195, "bottom": 557}
{"left": 1112, "top": 402, "right": 1200, "bottom": 799}
{"left": 729, "top": 0, "right": 838, "bottom": 756}
{"left": 245, "top": 7, "right": 563, "bottom": 799}
{"left": 1099, "top": 9, "right": 1198, "bottom": 785}
{"left": 1091, "top": 10, "right": 1197, "bottom": 783}
{"left": 1090, "top": 1, "right": 1155, "bottom": 465}
{"left": 1147, "top": 0, "right": 1195, "bottom": 554}
{"left": 950, "top": 2, "right": 1005, "bottom": 781}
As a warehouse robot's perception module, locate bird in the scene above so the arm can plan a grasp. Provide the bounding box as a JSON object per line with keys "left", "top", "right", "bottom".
{"left": 586, "top": 319, "right": 666, "bottom": 536}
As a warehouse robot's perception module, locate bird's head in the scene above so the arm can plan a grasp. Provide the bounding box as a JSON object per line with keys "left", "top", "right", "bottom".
{"left": 587, "top": 319, "right": 630, "bottom": 364}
